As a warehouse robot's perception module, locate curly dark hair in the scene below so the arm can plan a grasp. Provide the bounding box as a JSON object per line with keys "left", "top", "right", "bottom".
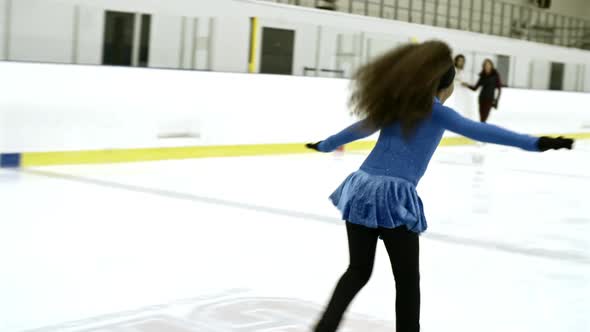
{"left": 349, "top": 40, "right": 453, "bottom": 137}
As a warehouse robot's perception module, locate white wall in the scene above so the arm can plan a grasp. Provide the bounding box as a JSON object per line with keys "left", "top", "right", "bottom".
{"left": 563, "top": 63, "right": 580, "bottom": 92}
{"left": 317, "top": 26, "right": 341, "bottom": 75}
{"left": 209, "top": 17, "right": 250, "bottom": 73}
{"left": 0, "top": 62, "right": 588, "bottom": 153}
{"left": 511, "top": 55, "right": 533, "bottom": 88}
{"left": 366, "top": 32, "right": 406, "bottom": 59}
{"left": 149, "top": 14, "right": 183, "bottom": 69}
{"left": 178, "top": 17, "right": 196, "bottom": 70}
{"left": 530, "top": 59, "right": 551, "bottom": 90}
{"left": 76, "top": 5, "right": 103, "bottom": 65}
{"left": 193, "top": 17, "right": 212, "bottom": 71}
{"left": 134, "top": 14, "right": 214, "bottom": 70}
{"left": 49, "top": 0, "right": 240, "bottom": 17}
{"left": 240, "top": 1, "right": 590, "bottom": 91}
{"left": 0, "top": 0, "right": 7, "bottom": 60}
{"left": 584, "top": 64, "right": 590, "bottom": 92}
{"left": 9, "top": 0, "right": 75, "bottom": 63}
{"left": 238, "top": 1, "right": 590, "bottom": 61}
{"left": 238, "top": 2, "right": 518, "bottom": 59}
{"left": 59, "top": 0, "right": 590, "bottom": 18}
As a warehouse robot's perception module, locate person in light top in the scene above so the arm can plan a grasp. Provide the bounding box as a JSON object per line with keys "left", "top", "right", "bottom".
{"left": 454, "top": 54, "right": 466, "bottom": 84}
{"left": 306, "top": 40, "right": 573, "bottom": 332}
{"left": 447, "top": 53, "right": 476, "bottom": 120}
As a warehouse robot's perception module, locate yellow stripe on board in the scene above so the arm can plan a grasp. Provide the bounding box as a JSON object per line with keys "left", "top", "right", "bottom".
{"left": 560, "top": 132, "right": 590, "bottom": 140}
{"left": 19, "top": 132, "right": 590, "bottom": 167}
{"left": 21, "top": 143, "right": 309, "bottom": 167}
{"left": 248, "top": 17, "right": 259, "bottom": 73}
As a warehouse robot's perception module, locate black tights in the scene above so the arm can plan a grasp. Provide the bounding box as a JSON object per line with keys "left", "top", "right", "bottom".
{"left": 314, "top": 222, "right": 420, "bottom": 332}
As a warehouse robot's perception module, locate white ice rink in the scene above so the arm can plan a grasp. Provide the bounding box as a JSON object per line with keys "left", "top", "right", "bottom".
{"left": 1, "top": 143, "right": 589, "bottom": 332}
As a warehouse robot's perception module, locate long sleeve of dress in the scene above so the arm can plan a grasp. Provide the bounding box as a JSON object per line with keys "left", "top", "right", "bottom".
{"left": 433, "top": 105, "right": 539, "bottom": 151}
{"left": 317, "top": 119, "right": 378, "bottom": 152}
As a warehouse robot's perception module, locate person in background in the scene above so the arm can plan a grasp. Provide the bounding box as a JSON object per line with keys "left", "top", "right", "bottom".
{"left": 447, "top": 54, "right": 476, "bottom": 120}
{"left": 463, "top": 58, "right": 502, "bottom": 123}
{"left": 454, "top": 54, "right": 466, "bottom": 84}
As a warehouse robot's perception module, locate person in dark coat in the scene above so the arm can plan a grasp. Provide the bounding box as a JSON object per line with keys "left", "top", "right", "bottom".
{"left": 463, "top": 59, "right": 502, "bottom": 123}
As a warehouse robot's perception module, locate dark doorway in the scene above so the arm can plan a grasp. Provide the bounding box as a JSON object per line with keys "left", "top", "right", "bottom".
{"left": 549, "top": 62, "right": 564, "bottom": 90}
{"left": 260, "top": 27, "right": 295, "bottom": 75}
{"left": 103, "top": 11, "right": 135, "bottom": 66}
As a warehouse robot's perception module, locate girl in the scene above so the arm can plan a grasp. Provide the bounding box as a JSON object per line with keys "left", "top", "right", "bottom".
{"left": 306, "top": 41, "right": 573, "bottom": 332}
{"left": 463, "top": 58, "right": 502, "bottom": 123}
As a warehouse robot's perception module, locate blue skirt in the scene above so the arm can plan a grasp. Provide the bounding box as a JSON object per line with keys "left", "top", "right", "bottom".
{"left": 329, "top": 170, "right": 427, "bottom": 233}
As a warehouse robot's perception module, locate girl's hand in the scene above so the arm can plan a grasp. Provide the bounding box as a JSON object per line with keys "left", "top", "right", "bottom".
{"left": 305, "top": 142, "right": 323, "bottom": 151}
{"left": 537, "top": 136, "right": 574, "bottom": 151}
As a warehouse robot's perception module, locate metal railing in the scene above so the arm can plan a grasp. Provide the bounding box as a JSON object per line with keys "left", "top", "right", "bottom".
{"left": 266, "top": 0, "right": 590, "bottom": 49}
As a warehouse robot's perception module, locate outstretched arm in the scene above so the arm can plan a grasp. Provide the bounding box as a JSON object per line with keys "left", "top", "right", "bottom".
{"left": 433, "top": 105, "right": 539, "bottom": 151}
{"left": 314, "top": 119, "right": 378, "bottom": 152}
{"left": 463, "top": 77, "right": 481, "bottom": 91}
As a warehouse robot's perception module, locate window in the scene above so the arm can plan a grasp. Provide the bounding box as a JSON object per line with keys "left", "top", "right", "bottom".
{"left": 102, "top": 11, "right": 151, "bottom": 67}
